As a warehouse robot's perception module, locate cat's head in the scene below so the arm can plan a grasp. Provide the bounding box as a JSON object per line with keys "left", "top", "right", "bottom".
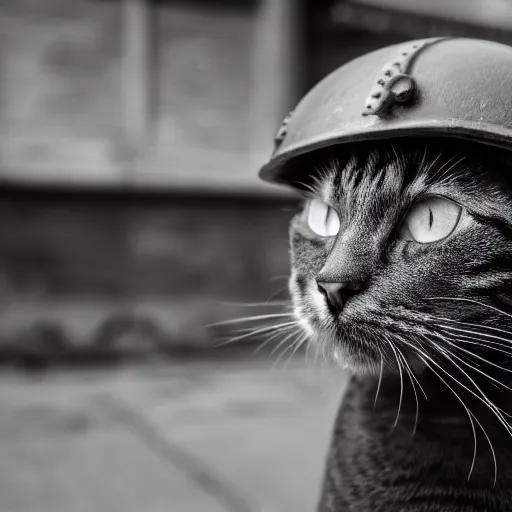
{"left": 288, "top": 138, "right": 512, "bottom": 376}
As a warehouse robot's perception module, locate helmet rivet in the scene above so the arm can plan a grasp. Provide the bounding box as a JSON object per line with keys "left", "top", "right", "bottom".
{"left": 363, "top": 73, "right": 416, "bottom": 117}
{"left": 273, "top": 111, "right": 294, "bottom": 151}
{"left": 362, "top": 38, "right": 448, "bottom": 117}
{"left": 390, "top": 75, "right": 415, "bottom": 103}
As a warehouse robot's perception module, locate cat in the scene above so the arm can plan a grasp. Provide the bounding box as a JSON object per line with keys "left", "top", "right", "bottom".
{"left": 286, "top": 137, "right": 512, "bottom": 511}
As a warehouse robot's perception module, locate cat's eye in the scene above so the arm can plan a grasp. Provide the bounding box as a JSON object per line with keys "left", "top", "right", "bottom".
{"left": 401, "top": 196, "right": 462, "bottom": 243}
{"left": 307, "top": 199, "right": 340, "bottom": 237}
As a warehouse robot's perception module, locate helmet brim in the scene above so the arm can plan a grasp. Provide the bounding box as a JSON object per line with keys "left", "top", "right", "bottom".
{"left": 259, "top": 119, "right": 512, "bottom": 186}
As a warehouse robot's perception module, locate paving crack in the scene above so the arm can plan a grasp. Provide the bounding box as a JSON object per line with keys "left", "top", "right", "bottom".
{"left": 96, "top": 393, "right": 259, "bottom": 512}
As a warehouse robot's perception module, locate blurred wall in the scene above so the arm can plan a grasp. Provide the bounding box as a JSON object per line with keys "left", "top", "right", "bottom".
{"left": 0, "top": 188, "right": 296, "bottom": 353}
{"left": 0, "top": 0, "right": 297, "bottom": 357}
{"left": 0, "top": 0, "right": 274, "bottom": 192}
{"left": 0, "top": 0, "right": 124, "bottom": 185}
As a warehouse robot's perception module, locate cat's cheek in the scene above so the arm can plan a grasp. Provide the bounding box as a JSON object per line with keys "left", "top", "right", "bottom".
{"left": 301, "top": 277, "right": 330, "bottom": 321}
{"left": 289, "top": 271, "right": 307, "bottom": 297}
{"left": 288, "top": 271, "right": 317, "bottom": 337}
{"left": 396, "top": 240, "right": 435, "bottom": 263}
{"left": 310, "top": 280, "right": 331, "bottom": 318}
{"left": 298, "top": 317, "right": 316, "bottom": 338}
{"left": 290, "top": 240, "right": 329, "bottom": 277}
{"left": 289, "top": 269, "right": 332, "bottom": 338}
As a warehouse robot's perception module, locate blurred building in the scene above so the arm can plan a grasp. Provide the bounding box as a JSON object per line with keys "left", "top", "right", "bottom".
{"left": 0, "top": 0, "right": 511, "bottom": 362}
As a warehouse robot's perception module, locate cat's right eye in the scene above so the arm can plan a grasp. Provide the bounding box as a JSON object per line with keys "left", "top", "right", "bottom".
{"left": 307, "top": 199, "right": 340, "bottom": 237}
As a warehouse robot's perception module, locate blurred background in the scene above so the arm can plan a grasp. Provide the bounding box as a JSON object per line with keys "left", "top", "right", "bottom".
{"left": 0, "top": 0, "right": 511, "bottom": 511}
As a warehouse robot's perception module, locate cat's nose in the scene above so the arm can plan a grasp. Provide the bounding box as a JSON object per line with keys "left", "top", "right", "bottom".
{"left": 316, "top": 280, "right": 364, "bottom": 315}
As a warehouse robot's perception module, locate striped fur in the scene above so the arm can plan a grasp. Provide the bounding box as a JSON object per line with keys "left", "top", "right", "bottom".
{"left": 288, "top": 139, "right": 512, "bottom": 511}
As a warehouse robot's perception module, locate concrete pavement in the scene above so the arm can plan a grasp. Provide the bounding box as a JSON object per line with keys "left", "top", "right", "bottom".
{"left": 0, "top": 357, "right": 349, "bottom": 512}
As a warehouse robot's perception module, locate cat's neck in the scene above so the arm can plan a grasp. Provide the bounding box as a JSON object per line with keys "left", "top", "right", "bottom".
{"left": 341, "top": 369, "right": 512, "bottom": 485}
{"left": 352, "top": 369, "right": 512, "bottom": 434}
{"left": 320, "top": 367, "right": 512, "bottom": 511}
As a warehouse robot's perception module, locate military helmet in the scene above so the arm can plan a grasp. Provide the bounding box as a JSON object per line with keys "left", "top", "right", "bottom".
{"left": 259, "top": 37, "right": 512, "bottom": 186}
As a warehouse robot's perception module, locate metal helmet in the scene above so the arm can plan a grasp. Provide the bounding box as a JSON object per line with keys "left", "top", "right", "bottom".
{"left": 259, "top": 37, "right": 512, "bottom": 186}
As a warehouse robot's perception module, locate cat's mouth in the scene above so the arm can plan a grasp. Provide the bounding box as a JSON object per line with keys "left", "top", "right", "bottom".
{"left": 290, "top": 275, "right": 377, "bottom": 372}
{"left": 290, "top": 274, "right": 427, "bottom": 375}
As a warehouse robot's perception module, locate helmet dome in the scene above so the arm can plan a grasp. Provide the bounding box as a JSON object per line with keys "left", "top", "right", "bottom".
{"left": 259, "top": 38, "right": 512, "bottom": 185}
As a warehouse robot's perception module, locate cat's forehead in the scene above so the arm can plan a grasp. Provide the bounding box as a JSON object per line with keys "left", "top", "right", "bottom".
{"left": 303, "top": 142, "right": 512, "bottom": 226}
{"left": 318, "top": 150, "right": 419, "bottom": 207}
{"left": 313, "top": 167, "right": 337, "bottom": 204}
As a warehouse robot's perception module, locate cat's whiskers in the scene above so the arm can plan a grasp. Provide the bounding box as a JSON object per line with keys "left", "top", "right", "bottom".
{"left": 299, "top": 167, "right": 332, "bottom": 199}
{"left": 374, "top": 354, "right": 384, "bottom": 409}
{"left": 420, "top": 148, "right": 441, "bottom": 178}
{"left": 432, "top": 331, "right": 512, "bottom": 383}
{"left": 270, "top": 327, "right": 302, "bottom": 358}
{"left": 427, "top": 313, "right": 512, "bottom": 339}
{"left": 431, "top": 154, "right": 466, "bottom": 184}
{"left": 426, "top": 296, "right": 512, "bottom": 320}
{"left": 398, "top": 336, "right": 495, "bottom": 483}
{"left": 432, "top": 339, "right": 512, "bottom": 432}
{"left": 423, "top": 334, "right": 512, "bottom": 443}
{"left": 382, "top": 334, "right": 405, "bottom": 429}
{"left": 273, "top": 332, "right": 309, "bottom": 370}
{"left": 430, "top": 330, "right": 512, "bottom": 421}
{"left": 434, "top": 322, "right": 512, "bottom": 348}
{"left": 427, "top": 315, "right": 512, "bottom": 366}
{"left": 265, "top": 285, "right": 292, "bottom": 304}
{"left": 384, "top": 330, "right": 428, "bottom": 435}
{"left": 430, "top": 347, "right": 507, "bottom": 487}
{"left": 215, "top": 321, "right": 297, "bottom": 347}
{"left": 269, "top": 275, "right": 291, "bottom": 282}
{"left": 402, "top": 348, "right": 428, "bottom": 436}
{"left": 252, "top": 323, "right": 298, "bottom": 354}
{"left": 302, "top": 332, "right": 314, "bottom": 383}
{"left": 399, "top": 343, "right": 428, "bottom": 400}
{"left": 207, "top": 312, "right": 293, "bottom": 328}
{"left": 417, "top": 355, "right": 489, "bottom": 484}
{"left": 446, "top": 334, "right": 512, "bottom": 359}
{"left": 215, "top": 300, "right": 291, "bottom": 308}
{"left": 396, "top": 345, "right": 421, "bottom": 436}
{"left": 282, "top": 333, "right": 310, "bottom": 371}
{"left": 321, "top": 339, "right": 329, "bottom": 365}
{"left": 439, "top": 330, "right": 512, "bottom": 356}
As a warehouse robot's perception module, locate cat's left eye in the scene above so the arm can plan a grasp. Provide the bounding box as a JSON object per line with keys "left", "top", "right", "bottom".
{"left": 400, "top": 196, "right": 462, "bottom": 244}
{"left": 307, "top": 199, "right": 340, "bottom": 237}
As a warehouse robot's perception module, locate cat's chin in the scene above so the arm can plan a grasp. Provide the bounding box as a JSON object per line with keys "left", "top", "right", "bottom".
{"left": 329, "top": 344, "right": 381, "bottom": 375}
{"left": 328, "top": 342, "right": 428, "bottom": 377}
{"left": 301, "top": 320, "right": 383, "bottom": 374}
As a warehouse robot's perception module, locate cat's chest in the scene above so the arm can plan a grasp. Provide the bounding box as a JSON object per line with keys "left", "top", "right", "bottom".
{"left": 317, "top": 377, "right": 512, "bottom": 512}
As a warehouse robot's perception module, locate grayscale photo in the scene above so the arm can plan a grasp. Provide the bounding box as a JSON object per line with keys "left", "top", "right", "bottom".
{"left": 1, "top": 0, "right": 512, "bottom": 511}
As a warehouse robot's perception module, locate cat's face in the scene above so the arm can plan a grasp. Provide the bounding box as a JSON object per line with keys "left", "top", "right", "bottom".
{"left": 288, "top": 140, "right": 512, "bottom": 376}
